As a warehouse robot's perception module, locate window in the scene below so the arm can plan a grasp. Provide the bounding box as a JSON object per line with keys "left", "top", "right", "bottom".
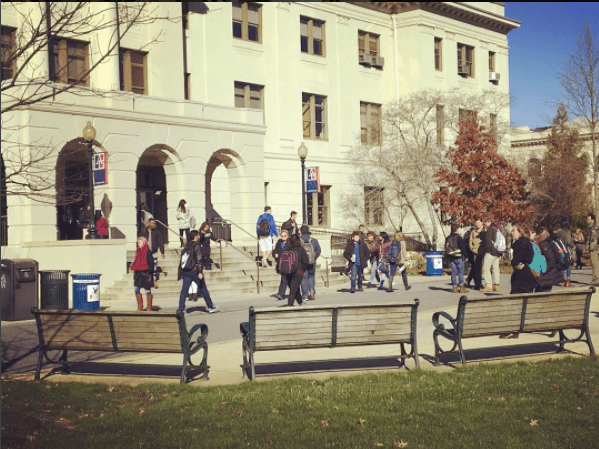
{"left": 52, "top": 38, "right": 89, "bottom": 85}
{"left": 1, "top": 26, "right": 16, "bottom": 81}
{"left": 302, "top": 93, "right": 327, "bottom": 140}
{"left": 120, "top": 49, "right": 147, "bottom": 94}
{"left": 457, "top": 43, "right": 474, "bottom": 77}
{"left": 436, "top": 105, "right": 444, "bottom": 145}
{"left": 434, "top": 37, "right": 442, "bottom": 71}
{"left": 360, "top": 102, "right": 381, "bottom": 145}
{"left": 488, "top": 51, "right": 496, "bottom": 72}
{"left": 234, "top": 81, "right": 264, "bottom": 109}
{"left": 358, "top": 31, "right": 380, "bottom": 57}
{"left": 307, "top": 185, "right": 330, "bottom": 227}
{"left": 301, "top": 17, "right": 325, "bottom": 56}
{"left": 232, "top": 2, "right": 261, "bottom": 43}
{"left": 364, "top": 187, "right": 384, "bottom": 226}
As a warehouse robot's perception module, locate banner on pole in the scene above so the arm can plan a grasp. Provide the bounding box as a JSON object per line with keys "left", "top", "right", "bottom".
{"left": 93, "top": 152, "right": 108, "bottom": 186}
{"left": 306, "top": 167, "right": 320, "bottom": 194}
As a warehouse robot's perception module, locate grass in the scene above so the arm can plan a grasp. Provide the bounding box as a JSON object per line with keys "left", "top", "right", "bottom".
{"left": 2, "top": 357, "right": 598, "bottom": 449}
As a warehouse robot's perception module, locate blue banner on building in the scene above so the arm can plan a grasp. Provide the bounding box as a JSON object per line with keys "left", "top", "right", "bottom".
{"left": 306, "top": 167, "right": 320, "bottom": 193}
{"left": 93, "top": 152, "right": 108, "bottom": 186}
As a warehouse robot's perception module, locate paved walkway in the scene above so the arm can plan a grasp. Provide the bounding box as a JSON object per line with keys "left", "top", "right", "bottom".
{"left": 2, "top": 268, "right": 597, "bottom": 387}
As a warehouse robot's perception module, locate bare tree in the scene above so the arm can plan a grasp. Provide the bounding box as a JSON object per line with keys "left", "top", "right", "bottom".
{"left": 1, "top": 2, "right": 174, "bottom": 202}
{"left": 341, "top": 89, "right": 511, "bottom": 247}
{"left": 557, "top": 20, "right": 599, "bottom": 215}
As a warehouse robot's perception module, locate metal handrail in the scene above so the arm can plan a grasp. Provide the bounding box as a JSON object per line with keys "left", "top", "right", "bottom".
{"left": 154, "top": 219, "right": 182, "bottom": 240}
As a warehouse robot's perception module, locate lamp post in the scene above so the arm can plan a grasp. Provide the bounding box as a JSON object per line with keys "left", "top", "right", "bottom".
{"left": 297, "top": 142, "right": 309, "bottom": 225}
{"left": 83, "top": 121, "right": 100, "bottom": 239}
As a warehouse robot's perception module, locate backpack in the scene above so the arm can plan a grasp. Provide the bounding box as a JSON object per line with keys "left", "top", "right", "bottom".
{"left": 552, "top": 239, "right": 571, "bottom": 271}
{"left": 445, "top": 234, "right": 461, "bottom": 257}
{"left": 258, "top": 215, "right": 270, "bottom": 237}
{"left": 278, "top": 249, "right": 299, "bottom": 275}
{"left": 389, "top": 241, "right": 402, "bottom": 263}
{"left": 530, "top": 243, "right": 547, "bottom": 277}
{"left": 301, "top": 239, "right": 316, "bottom": 265}
{"left": 492, "top": 227, "right": 506, "bottom": 254}
{"left": 180, "top": 246, "right": 196, "bottom": 271}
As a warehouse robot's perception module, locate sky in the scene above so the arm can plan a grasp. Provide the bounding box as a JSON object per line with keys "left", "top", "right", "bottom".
{"left": 505, "top": 2, "right": 599, "bottom": 129}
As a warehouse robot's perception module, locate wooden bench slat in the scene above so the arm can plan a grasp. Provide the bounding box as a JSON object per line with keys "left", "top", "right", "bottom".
{"left": 337, "top": 308, "right": 413, "bottom": 316}
{"left": 337, "top": 320, "right": 413, "bottom": 331}
{"left": 524, "top": 315, "right": 584, "bottom": 325}
{"left": 255, "top": 310, "right": 333, "bottom": 320}
{"left": 110, "top": 316, "right": 180, "bottom": 324}
{"left": 46, "top": 341, "right": 115, "bottom": 349}
{"left": 255, "top": 316, "right": 332, "bottom": 327}
{"left": 256, "top": 337, "right": 333, "bottom": 348}
{"left": 464, "top": 301, "right": 524, "bottom": 314}
{"left": 336, "top": 333, "right": 412, "bottom": 344}
{"left": 462, "top": 323, "right": 521, "bottom": 336}
{"left": 256, "top": 325, "right": 332, "bottom": 336}
{"left": 254, "top": 332, "right": 333, "bottom": 343}
{"left": 113, "top": 333, "right": 183, "bottom": 345}
{"left": 524, "top": 310, "right": 585, "bottom": 320}
{"left": 40, "top": 315, "right": 109, "bottom": 324}
{"left": 112, "top": 323, "right": 180, "bottom": 334}
{"left": 337, "top": 312, "right": 412, "bottom": 322}
{"left": 523, "top": 321, "right": 584, "bottom": 331}
{"left": 463, "top": 309, "right": 523, "bottom": 321}
{"left": 527, "top": 294, "right": 588, "bottom": 304}
{"left": 115, "top": 342, "right": 183, "bottom": 351}
{"left": 526, "top": 302, "right": 586, "bottom": 313}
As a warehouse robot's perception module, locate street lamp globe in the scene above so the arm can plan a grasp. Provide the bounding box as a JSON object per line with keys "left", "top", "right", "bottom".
{"left": 297, "top": 141, "right": 308, "bottom": 159}
{"left": 82, "top": 121, "right": 96, "bottom": 142}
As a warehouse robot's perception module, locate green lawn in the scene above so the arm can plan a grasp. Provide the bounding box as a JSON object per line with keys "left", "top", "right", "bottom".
{"left": 2, "top": 357, "right": 598, "bottom": 449}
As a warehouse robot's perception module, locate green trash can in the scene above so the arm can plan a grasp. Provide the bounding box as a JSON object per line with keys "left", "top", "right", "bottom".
{"left": 39, "top": 270, "right": 71, "bottom": 309}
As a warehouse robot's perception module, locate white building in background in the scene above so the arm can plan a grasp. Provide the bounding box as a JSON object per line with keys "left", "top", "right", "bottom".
{"left": 1, "top": 2, "right": 519, "bottom": 288}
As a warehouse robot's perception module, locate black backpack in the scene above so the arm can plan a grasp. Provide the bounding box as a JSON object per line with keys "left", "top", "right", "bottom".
{"left": 552, "top": 239, "right": 571, "bottom": 271}
{"left": 388, "top": 241, "right": 401, "bottom": 264}
{"left": 258, "top": 215, "right": 270, "bottom": 237}
{"left": 180, "top": 246, "right": 196, "bottom": 271}
{"left": 445, "top": 234, "right": 461, "bottom": 257}
{"left": 278, "top": 249, "right": 300, "bottom": 275}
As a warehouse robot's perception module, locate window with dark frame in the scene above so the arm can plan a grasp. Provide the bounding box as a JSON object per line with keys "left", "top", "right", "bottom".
{"left": 300, "top": 16, "right": 325, "bottom": 56}
{"left": 302, "top": 93, "right": 327, "bottom": 140}
{"left": 434, "top": 37, "right": 442, "bottom": 71}
{"left": 52, "top": 38, "right": 90, "bottom": 85}
{"left": 232, "top": 2, "right": 261, "bottom": 43}
{"left": 306, "top": 185, "right": 330, "bottom": 227}
{"left": 1, "top": 26, "right": 16, "bottom": 81}
{"left": 234, "top": 81, "right": 264, "bottom": 109}
{"left": 489, "top": 51, "right": 496, "bottom": 72}
{"left": 457, "top": 43, "right": 474, "bottom": 77}
{"left": 360, "top": 102, "right": 381, "bottom": 145}
{"left": 364, "top": 186, "right": 384, "bottom": 226}
{"left": 120, "top": 48, "right": 148, "bottom": 94}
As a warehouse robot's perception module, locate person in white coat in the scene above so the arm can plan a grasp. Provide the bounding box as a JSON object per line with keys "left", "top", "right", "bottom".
{"left": 177, "top": 199, "right": 193, "bottom": 247}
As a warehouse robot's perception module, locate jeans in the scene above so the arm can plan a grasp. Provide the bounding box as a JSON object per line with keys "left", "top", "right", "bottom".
{"left": 562, "top": 265, "right": 571, "bottom": 280}
{"left": 179, "top": 228, "right": 190, "bottom": 247}
{"left": 450, "top": 258, "right": 465, "bottom": 286}
{"left": 482, "top": 253, "right": 501, "bottom": 286}
{"left": 368, "top": 260, "right": 380, "bottom": 283}
{"left": 301, "top": 267, "right": 316, "bottom": 299}
{"left": 350, "top": 263, "right": 363, "bottom": 290}
{"left": 277, "top": 274, "right": 288, "bottom": 298}
{"left": 179, "top": 271, "right": 214, "bottom": 312}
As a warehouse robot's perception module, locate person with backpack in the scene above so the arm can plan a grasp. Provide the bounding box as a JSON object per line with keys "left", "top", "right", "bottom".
{"left": 272, "top": 229, "right": 290, "bottom": 300}
{"left": 480, "top": 217, "right": 505, "bottom": 293}
{"left": 534, "top": 227, "right": 565, "bottom": 292}
{"left": 177, "top": 230, "right": 220, "bottom": 314}
{"left": 365, "top": 232, "right": 380, "bottom": 287}
{"left": 554, "top": 221, "right": 575, "bottom": 287}
{"left": 445, "top": 224, "right": 469, "bottom": 293}
{"left": 343, "top": 231, "right": 370, "bottom": 293}
{"left": 256, "top": 206, "right": 278, "bottom": 267}
{"left": 370, "top": 232, "right": 391, "bottom": 290}
{"left": 299, "top": 225, "right": 321, "bottom": 301}
{"left": 278, "top": 234, "right": 309, "bottom": 306}
{"left": 131, "top": 236, "right": 154, "bottom": 311}
{"left": 387, "top": 231, "right": 412, "bottom": 292}
{"left": 281, "top": 211, "right": 299, "bottom": 235}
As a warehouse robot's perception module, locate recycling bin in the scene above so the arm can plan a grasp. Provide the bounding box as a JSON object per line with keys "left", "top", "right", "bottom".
{"left": 39, "top": 270, "right": 71, "bottom": 310}
{"left": 1, "top": 259, "right": 39, "bottom": 321}
{"left": 425, "top": 251, "right": 444, "bottom": 276}
{"left": 71, "top": 273, "right": 102, "bottom": 311}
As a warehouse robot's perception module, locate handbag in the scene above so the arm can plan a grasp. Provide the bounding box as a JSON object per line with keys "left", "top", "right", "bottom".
{"left": 378, "top": 259, "right": 390, "bottom": 275}
{"left": 190, "top": 215, "right": 197, "bottom": 229}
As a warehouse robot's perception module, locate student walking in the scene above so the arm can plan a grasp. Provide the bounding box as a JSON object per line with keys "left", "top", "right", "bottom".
{"left": 281, "top": 211, "right": 299, "bottom": 235}
{"left": 273, "top": 229, "right": 290, "bottom": 300}
{"left": 365, "top": 232, "right": 380, "bottom": 287}
{"left": 480, "top": 217, "right": 505, "bottom": 292}
{"left": 256, "top": 206, "right": 278, "bottom": 267}
{"left": 199, "top": 222, "right": 213, "bottom": 270}
{"left": 587, "top": 213, "right": 599, "bottom": 285}
{"left": 466, "top": 218, "right": 483, "bottom": 290}
{"left": 343, "top": 231, "right": 369, "bottom": 293}
{"left": 177, "top": 199, "right": 193, "bottom": 248}
{"left": 371, "top": 232, "right": 392, "bottom": 290}
{"left": 387, "top": 231, "right": 412, "bottom": 292}
{"left": 278, "top": 234, "right": 309, "bottom": 306}
{"left": 131, "top": 236, "right": 154, "bottom": 311}
{"left": 445, "top": 224, "right": 469, "bottom": 293}
{"left": 299, "top": 225, "right": 321, "bottom": 301}
{"left": 141, "top": 218, "right": 165, "bottom": 286}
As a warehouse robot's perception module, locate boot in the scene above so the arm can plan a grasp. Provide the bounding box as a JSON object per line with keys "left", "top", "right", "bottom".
{"left": 492, "top": 284, "right": 499, "bottom": 292}
{"left": 403, "top": 276, "right": 411, "bottom": 291}
{"left": 480, "top": 285, "right": 493, "bottom": 292}
{"left": 565, "top": 279, "right": 572, "bottom": 287}
{"left": 387, "top": 276, "right": 394, "bottom": 292}
{"left": 136, "top": 294, "right": 144, "bottom": 311}
{"left": 452, "top": 286, "right": 460, "bottom": 293}
{"left": 145, "top": 294, "right": 153, "bottom": 311}
{"left": 461, "top": 284, "right": 470, "bottom": 293}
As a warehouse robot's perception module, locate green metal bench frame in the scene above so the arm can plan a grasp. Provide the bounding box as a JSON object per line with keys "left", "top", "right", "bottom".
{"left": 432, "top": 287, "right": 595, "bottom": 365}
{"left": 31, "top": 308, "right": 209, "bottom": 383}
{"left": 240, "top": 300, "right": 420, "bottom": 381}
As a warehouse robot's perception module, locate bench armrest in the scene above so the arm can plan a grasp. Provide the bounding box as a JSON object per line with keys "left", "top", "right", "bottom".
{"left": 188, "top": 323, "right": 209, "bottom": 354}
{"left": 432, "top": 311, "right": 459, "bottom": 341}
{"left": 240, "top": 322, "right": 250, "bottom": 341}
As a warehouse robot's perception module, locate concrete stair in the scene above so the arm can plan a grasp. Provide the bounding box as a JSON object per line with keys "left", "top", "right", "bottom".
{"left": 102, "top": 243, "right": 346, "bottom": 301}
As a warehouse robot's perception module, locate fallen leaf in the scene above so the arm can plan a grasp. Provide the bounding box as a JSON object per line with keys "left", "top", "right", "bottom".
{"left": 220, "top": 401, "right": 228, "bottom": 405}
{"left": 305, "top": 396, "right": 315, "bottom": 401}
{"left": 306, "top": 405, "right": 312, "bottom": 410}
{"left": 373, "top": 442, "right": 384, "bottom": 447}
{"left": 234, "top": 410, "right": 244, "bottom": 417}
{"left": 268, "top": 437, "right": 276, "bottom": 445}
{"left": 42, "top": 410, "right": 52, "bottom": 414}
{"left": 242, "top": 397, "right": 247, "bottom": 402}
{"left": 320, "top": 419, "right": 329, "bottom": 428}
{"left": 530, "top": 420, "right": 538, "bottom": 427}
{"left": 272, "top": 409, "right": 279, "bottom": 414}
{"left": 392, "top": 440, "right": 409, "bottom": 448}
{"left": 107, "top": 386, "right": 115, "bottom": 393}
{"left": 333, "top": 406, "right": 339, "bottom": 410}
{"left": 357, "top": 418, "right": 365, "bottom": 425}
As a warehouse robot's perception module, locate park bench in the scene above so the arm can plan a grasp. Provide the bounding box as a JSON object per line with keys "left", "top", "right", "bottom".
{"left": 240, "top": 301, "right": 419, "bottom": 381}
{"left": 31, "top": 309, "right": 209, "bottom": 383}
{"left": 432, "top": 287, "right": 595, "bottom": 365}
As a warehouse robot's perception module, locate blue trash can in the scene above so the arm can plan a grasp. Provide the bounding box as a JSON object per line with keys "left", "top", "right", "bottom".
{"left": 425, "top": 252, "right": 444, "bottom": 276}
{"left": 71, "top": 273, "right": 102, "bottom": 310}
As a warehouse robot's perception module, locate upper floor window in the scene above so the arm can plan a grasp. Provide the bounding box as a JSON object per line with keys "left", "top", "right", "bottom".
{"left": 302, "top": 93, "right": 327, "bottom": 140}
{"left": 300, "top": 17, "right": 325, "bottom": 56}
{"left": 488, "top": 51, "right": 496, "bottom": 72}
{"left": 358, "top": 31, "right": 383, "bottom": 67}
{"left": 457, "top": 43, "right": 474, "bottom": 78}
{"left": 120, "top": 49, "right": 147, "bottom": 94}
{"left": 234, "top": 81, "right": 264, "bottom": 109}
{"left": 360, "top": 102, "right": 381, "bottom": 145}
{"left": 232, "top": 2, "right": 261, "bottom": 43}
{"left": 434, "top": 37, "right": 442, "bottom": 71}
{"left": 52, "top": 38, "right": 89, "bottom": 85}
{"left": 1, "top": 26, "right": 16, "bottom": 81}
{"left": 364, "top": 186, "right": 384, "bottom": 226}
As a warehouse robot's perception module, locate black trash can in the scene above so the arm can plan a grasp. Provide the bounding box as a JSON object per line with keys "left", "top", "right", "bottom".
{"left": 1, "top": 259, "right": 39, "bottom": 321}
{"left": 71, "top": 273, "right": 101, "bottom": 311}
{"left": 39, "top": 270, "right": 70, "bottom": 310}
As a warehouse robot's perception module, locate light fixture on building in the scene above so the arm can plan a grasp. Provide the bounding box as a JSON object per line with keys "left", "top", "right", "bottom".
{"left": 83, "top": 121, "right": 100, "bottom": 239}
{"left": 297, "top": 142, "right": 309, "bottom": 225}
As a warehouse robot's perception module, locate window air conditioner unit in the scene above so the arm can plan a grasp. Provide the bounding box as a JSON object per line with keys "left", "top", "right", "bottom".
{"left": 371, "top": 55, "right": 384, "bottom": 68}
{"left": 489, "top": 72, "right": 500, "bottom": 82}
{"left": 359, "top": 53, "right": 372, "bottom": 65}
{"left": 458, "top": 65, "right": 470, "bottom": 76}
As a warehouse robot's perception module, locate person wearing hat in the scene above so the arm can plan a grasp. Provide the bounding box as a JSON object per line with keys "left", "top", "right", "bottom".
{"left": 480, "top": 217, "right": 503, "bottom": 292}
{"left": 299, "top": 225, "right": 321, "bottom": 301}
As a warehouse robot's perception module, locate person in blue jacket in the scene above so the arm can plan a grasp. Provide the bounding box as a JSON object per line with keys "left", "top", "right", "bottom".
{"left": 256, "top": 206, "right": 278, "bottom": 267}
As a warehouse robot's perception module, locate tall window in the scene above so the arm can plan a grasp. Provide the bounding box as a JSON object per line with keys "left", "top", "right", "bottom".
{"left": 302, "top": 93, "right": 327, "bottom": 140}
{"left": 457, "top": 43, "right": 474, "bottom": 77}
{"left": 364, "top": 187, "right": 384, "bottom": 226}
{"left": 120, "top": 49, "right": 147, "bottom": 94}
{"left": 434, "top": 37, "right": 442, "bottom": 71}
{"left": 52, "top": 38, "right": 89, "bottom": 85}
{"left": 488, "top": 51, "right": 496, "bottom": 72}
{"left": 307, "top": 185, "right": 330, "bottom": 227}
{"left": 232, "top": 2, "right": 261, "bottom": 43}
{"left": 300, "top": 17, "right": 325, "bottom": 56}
{"left": 358, "top": 31, "right": 380, "bottom": 57}
{"left": 436, "top": 105, "right": 444, "bottom": 145}
{"left": 1, "top": 26, "right": 16, "bottom": 81}
{"left": 360, "top": 102, "right": 381, "bottom": 145}
{"left": 234, "top": 81, "right": 264, "bottom": 109}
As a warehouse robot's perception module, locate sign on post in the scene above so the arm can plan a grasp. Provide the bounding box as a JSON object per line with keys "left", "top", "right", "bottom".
{"left": 306, "top": 167, "right": 320, "bottom": 194}
{"left": 93, "top": 152, "right": 108, "bottom": 186}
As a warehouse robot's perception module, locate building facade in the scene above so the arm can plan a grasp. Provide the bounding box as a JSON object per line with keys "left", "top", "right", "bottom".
{"left": 1, "top": 2, "right": 519, "bottom": 288}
